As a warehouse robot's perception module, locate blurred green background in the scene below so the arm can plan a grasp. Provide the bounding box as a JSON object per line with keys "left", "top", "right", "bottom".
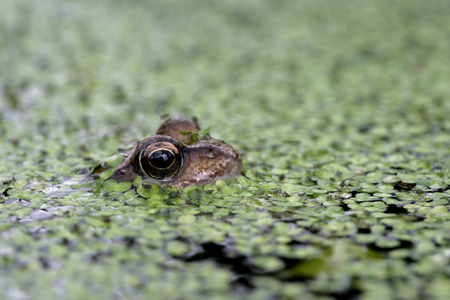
{"left": 1, "top": 0, "right": 450, "bottom": 299}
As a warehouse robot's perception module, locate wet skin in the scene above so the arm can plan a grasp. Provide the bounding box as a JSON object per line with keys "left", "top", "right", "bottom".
{"left": 93, "top": 116, "right": 242, "bottom": 188}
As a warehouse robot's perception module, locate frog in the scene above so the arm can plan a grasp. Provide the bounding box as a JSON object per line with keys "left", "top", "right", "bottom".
{"left": 90, "top": 116, "right": 243, "bottom": 188}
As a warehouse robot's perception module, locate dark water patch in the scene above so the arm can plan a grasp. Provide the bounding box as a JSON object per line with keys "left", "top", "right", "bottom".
{"left": 178, "top": 241, "right": 366, "bottom": 298}
{"left": 384, "top": 204, "right": 409, "bottom": 214}
{"left": 366, "top": 239, "right": 414, "bottom": 253}
{"left": 394, "top": 181, "right": 416, "bottom": 191}
{"left": 184, "top": 242, "right": 254, "bottom": 274}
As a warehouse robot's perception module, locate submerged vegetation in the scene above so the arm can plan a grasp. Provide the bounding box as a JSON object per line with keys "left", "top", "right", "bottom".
{"left": 1, "top": 0, "right": 450, "bottom": 299}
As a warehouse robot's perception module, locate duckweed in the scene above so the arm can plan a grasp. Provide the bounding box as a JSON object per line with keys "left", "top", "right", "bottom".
{"left": 1, "top": 0, "right": 450, "bottom": 299}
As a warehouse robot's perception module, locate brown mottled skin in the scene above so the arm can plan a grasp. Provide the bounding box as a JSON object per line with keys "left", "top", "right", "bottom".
{"left": 102, "top": 116, "right": 242, "bottom": 188}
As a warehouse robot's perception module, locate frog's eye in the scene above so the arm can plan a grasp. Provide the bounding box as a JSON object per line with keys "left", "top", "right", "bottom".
{"left": 132, "top": 136, "right": 184, "bottom": 180}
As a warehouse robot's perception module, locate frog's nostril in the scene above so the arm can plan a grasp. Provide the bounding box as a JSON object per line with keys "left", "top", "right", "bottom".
{"left": 205, "top": 148, "right": 215, "bottom": 157}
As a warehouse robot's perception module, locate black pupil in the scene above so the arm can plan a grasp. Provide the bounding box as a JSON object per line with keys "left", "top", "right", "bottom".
{"left": 149, "top": 150, "right": 175, "bottom": 169}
